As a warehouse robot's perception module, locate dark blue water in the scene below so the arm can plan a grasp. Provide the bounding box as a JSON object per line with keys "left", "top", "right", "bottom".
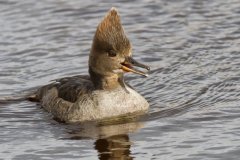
{"left": 1, "top": 0, "right": 240, "bottom": 159}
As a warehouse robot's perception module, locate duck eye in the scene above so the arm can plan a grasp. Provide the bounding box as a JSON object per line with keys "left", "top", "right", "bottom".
{"left": 108, "top": 50, "right": 117, "bottom": 57}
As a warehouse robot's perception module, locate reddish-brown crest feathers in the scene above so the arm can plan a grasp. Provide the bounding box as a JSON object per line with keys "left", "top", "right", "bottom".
{"left": 92, "top": 7, "right": 130, "bottom": 52}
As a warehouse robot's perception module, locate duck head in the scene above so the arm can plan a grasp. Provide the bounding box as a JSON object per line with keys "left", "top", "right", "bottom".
{"left": 89, "top": 7, "right": 150, "bottom": 89}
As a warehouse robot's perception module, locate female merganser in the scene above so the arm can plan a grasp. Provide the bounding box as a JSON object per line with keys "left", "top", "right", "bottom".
{"left": 32, "top": 7, "right": 150, "bottom": 122}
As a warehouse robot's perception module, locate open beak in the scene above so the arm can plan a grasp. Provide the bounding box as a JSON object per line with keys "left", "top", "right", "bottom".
{"left": 121, "top": 57, "right": 150, "bottom": 77}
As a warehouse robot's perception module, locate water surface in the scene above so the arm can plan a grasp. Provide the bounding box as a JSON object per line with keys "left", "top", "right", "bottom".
{"left": 0, "top": 0, "right": 240, "bottom": 159}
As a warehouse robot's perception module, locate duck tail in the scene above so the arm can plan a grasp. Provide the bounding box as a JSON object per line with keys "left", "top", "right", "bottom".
{"left": 0, "top": 88, "right": 39, "bottom": 104}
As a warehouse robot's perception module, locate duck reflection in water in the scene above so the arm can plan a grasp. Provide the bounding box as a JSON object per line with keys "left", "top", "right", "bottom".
{"left": 95, "top": 134, "right": 133, "bottom": 160}
{"left": 62, "top": 118, "right": 144, "bottom": 160}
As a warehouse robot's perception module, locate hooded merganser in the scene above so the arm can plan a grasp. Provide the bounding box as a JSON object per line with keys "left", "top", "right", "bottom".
{"left": 32, "top": 7, "right": 150, "bottom": 122}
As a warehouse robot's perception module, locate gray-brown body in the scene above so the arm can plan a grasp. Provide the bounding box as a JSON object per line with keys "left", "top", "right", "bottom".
{"left": 36, "top": 75, "right": 149, "bottom": 122}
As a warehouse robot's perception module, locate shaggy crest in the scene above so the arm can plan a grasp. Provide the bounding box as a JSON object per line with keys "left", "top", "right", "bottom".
{"left": 92, "top": 7, "right": 131, "bottom": 53}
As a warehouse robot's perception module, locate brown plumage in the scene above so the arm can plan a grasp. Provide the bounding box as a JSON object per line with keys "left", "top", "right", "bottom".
{"left": 31, "top": 7, "right": 150, "bottom": 123}
{"left": 92, "top": 8, "right": 131, "bottom": 55}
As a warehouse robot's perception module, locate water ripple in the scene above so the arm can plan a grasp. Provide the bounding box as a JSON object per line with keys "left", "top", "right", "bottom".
{"left": 0, "top": 0, "right": 240, "bottom": 159}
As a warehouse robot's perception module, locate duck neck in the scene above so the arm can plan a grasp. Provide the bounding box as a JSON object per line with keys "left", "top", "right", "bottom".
{"left": 89, "top": 67, "right": 125, "bottom": 90}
